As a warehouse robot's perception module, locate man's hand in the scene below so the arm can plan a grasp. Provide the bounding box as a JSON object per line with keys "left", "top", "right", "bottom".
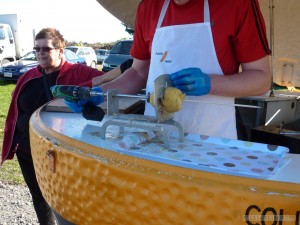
{"left": 169, "top": 68, "right": 211, "bottom": 96}
{"left": 64, "top": 87, "right": 104, "bottom": 113}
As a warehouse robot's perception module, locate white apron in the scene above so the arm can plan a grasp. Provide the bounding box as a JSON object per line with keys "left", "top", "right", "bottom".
{"left": 145, "top": 0, "right": 237, "bottom": 139}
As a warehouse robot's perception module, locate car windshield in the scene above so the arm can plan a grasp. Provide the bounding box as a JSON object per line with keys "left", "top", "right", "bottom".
{"left": 96, "top": 50, "right": 107, "bottom": 55}
{"left": 21, "top": 52, "right": 37, "bottom": 61}
{"left": 64, "top": 49, "right": 78, "bottom": 60}
{"left": 0, "top": 28, "right": 5, "bottom": 40}
{"left": 110, "top": 41, "right": 132, "bottom": 55}
{"left": 65, "top": 47, "right": 78, "bottom": 54}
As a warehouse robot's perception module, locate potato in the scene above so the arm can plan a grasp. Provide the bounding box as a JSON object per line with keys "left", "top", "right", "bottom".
{"left": 149, "top": 91, "right": 155, "bottom": 107}
{"left": 162, "top": 87, "right": 185, "bottom": 113}
{"left": 149, "top": 87, "right": 185, "bottom": 115}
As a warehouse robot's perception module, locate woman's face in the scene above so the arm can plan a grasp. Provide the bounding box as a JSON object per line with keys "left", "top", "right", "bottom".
{"left": 34, "top": 38, "right": 63, "bottom": 70}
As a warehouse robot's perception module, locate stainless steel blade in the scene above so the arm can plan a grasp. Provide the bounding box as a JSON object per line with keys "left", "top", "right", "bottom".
{"left": 153, "top": 74, "right": 174, "bottom": 122}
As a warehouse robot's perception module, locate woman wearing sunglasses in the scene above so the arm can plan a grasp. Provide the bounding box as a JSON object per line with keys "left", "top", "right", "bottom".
{"left": 1, "top": 27, "right": 132, "bottom": 225}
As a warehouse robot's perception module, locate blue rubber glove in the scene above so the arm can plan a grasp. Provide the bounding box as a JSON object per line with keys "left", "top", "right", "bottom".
{"left": 64, "top": 87, "right": 104, "bottom": 113}
{"left": 169, "top": 68, "right": 211, "bottom": 96}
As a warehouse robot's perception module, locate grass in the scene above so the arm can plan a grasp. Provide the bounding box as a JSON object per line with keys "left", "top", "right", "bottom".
{"left": 0, "top": 79, "right": 24, "bottom": 184}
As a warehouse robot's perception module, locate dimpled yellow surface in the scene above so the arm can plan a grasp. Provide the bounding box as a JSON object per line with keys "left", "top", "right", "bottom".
{"left": 29, "top": 110, "right": 300, "bottom": 225}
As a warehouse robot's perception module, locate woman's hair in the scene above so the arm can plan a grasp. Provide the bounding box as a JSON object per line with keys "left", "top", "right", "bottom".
{"left": 35, "top": 28, "right": 66, "bottom": 48}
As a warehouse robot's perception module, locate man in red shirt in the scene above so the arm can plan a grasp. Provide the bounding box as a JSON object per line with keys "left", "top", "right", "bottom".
{"left": 132, "top": 0, "right": 270, "bottom": 76}
{"left": 100, "top": 0, "right": 271, "bottom": 139}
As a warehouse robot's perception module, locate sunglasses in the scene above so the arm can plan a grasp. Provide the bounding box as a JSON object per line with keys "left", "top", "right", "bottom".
{"left": 33, "top": 47, "right": 58, "bottom": 52}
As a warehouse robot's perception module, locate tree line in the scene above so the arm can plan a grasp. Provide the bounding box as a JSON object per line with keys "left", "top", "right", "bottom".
{"left": 66, "top": 40, "right": 118, "bottom": 50}
{"left": 66, "top": 23, "right": 134, "bottom": 50}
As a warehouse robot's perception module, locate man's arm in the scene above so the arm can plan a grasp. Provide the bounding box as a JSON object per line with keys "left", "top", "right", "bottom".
{"left": 92, "top": 67, "right": 122, "bottom": 87}
{"left": 210, "top": 56, "right": 272, "bottom": 97}
{"left": 100, "top": 58, "right": 150, "bottom": 94}
{"left": 92, "top": 59, "right": 134, "bottom": 86}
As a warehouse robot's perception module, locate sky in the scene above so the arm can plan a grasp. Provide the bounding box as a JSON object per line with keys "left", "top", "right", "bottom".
{"left": 1, "top": 0, "right": 133, "bottom": 43}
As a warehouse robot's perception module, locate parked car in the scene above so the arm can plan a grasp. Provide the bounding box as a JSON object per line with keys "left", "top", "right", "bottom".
{"left": 102, "top": 40, "right": 133, "bottom": 72}
{"left": 0, "top": 49, "right": 86, "bottom": 81}
{"left": 95, "top": 49, "right": 109, "bottom": 64}
{"left": 65, "top": 46, "right": 97, "bottom": 68}
{"left": 64, "top": 49, "right": 87, "bottom": 65}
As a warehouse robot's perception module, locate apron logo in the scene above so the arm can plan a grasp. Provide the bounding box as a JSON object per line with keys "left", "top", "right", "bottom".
{"left": 160, "top": 50, "right": 168, "bottom": 62}
{"left": 155, "top": 51, "right": 172, "bottom": 63}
